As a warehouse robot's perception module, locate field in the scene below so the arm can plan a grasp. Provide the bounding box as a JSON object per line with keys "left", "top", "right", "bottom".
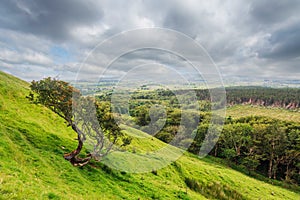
{"left": 0, "top": 71, "right": 299, "bottom": 199}
{"left": 226, "top": 105, "right": 300, "bottom": 122}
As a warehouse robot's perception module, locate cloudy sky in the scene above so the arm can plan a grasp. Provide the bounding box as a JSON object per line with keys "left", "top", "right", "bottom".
{"left": 0, "top": 0, "right": 299, "bottom": 82}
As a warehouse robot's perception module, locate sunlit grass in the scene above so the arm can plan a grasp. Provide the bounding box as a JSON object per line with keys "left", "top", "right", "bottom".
{"left": 226, "top": 105, "right": 300, "bottom": 122}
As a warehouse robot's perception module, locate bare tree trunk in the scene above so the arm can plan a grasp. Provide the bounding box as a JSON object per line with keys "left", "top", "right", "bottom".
{"left": 63, "top": 134, "right": 82, "bottom": 159}
{"left": 63, "top": 124, "right": 91, "bottom": 166}
{"left": 285, "top": 164, "right": 290, "bottom": 181}
{"left": 268, "top": 141, "right": 275, "bottom": 179}
{"left": 268, "top": 157, "right": 273, "bottom": 179}
{"left": 214, "top": 144, "right": 218, "bottom": 157}
{"left": 236, "top": 146, "right": 241, "bottom": 156}
{"left": 273, "top": 162, "right": 278, "bottom": 179}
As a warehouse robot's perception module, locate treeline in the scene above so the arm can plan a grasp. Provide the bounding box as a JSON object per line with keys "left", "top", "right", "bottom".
{"left": 112, "top": 87, "right": 300, "bottom": 109}
{"left": 190, "top": 116, "right": 300, "bottom": 184}
{"left": 194, "top": 87, "right": 300, "bottom": 109}
{"left": 225, "top": 87, "right": 300, "bottom": 109}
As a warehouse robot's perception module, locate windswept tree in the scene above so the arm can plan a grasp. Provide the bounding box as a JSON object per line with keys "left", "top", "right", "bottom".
{"left": 28, "top": 77, "right": 131, "bottom": 166}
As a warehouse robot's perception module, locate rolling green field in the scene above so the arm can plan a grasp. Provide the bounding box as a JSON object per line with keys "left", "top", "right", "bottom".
{"left": 0, "top": 71, "right": 299, "bottom": 199}
{"left": 226, "top": 105, "right": 300, "bottom": 122}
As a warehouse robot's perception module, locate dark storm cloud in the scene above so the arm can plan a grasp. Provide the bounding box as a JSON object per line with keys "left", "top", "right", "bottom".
{"left": 258, "top": 22, "right": 300, "bottom": 60}
{"left": 0, "top": 0, "right": 103, "bottom": 41}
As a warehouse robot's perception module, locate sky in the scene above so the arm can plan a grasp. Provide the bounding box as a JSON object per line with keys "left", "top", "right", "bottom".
{"left": 0, "top": 0, "right": 299, "bottom": 82}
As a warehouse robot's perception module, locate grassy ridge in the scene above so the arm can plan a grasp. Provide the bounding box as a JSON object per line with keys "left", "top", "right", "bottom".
{"left": 0, "top": 71, "right": 299, "bottom": 199}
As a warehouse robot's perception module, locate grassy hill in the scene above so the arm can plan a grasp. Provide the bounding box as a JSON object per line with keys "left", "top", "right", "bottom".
{"left": 0, "top": 71, "right": 299, "bottom": 199}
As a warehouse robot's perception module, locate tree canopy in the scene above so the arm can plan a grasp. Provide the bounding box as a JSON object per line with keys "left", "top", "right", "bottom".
{"left": 28, "top": 77, "right": 131, "bottom": 166}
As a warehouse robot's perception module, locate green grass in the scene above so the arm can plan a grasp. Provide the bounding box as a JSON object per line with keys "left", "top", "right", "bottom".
{"left": 226, "top": 105, "right": 300, "bottom": 122}
{"left": 0, "top": 71, "right": 299, "bottom": 199}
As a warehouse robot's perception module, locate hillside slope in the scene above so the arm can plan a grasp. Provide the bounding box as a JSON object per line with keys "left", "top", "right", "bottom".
{"left": 0, "top": 71, "right": 299, "bottom": 199}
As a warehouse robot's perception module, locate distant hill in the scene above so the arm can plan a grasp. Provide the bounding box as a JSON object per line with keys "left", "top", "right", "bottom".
{"left": 0, "top": 71, "right": 299, "bottom": 199}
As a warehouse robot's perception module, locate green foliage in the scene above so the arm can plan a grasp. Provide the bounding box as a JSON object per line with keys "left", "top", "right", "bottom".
{"left": 214, "top": 117, "right": 300, "bottom": 184}
{"left": 28, "top": 77, "right": 131, "bottom": 166}
{"left": 29, "top": 77, "right": 79, "bottom": 123}
{"left": 242, "top": 155, "right": 261, "bottom": 174}
{"left": 221, "top": 148, "right": 237, "bottom": 161}
{"left": 155, "top": 131, "right": 174, "bottom": 143}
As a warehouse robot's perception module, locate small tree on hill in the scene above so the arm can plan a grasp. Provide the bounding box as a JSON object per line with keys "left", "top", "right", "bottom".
{"left": 28, "top": 77, "right": 131, "bottom": 166}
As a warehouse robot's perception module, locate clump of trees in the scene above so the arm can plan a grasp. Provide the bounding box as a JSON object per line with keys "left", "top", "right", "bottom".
{"left": 191, "top": 116, "right": 300, "bottom": 184}
{"left": 28, "top": 78, "right": 131, "bottom": 166}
